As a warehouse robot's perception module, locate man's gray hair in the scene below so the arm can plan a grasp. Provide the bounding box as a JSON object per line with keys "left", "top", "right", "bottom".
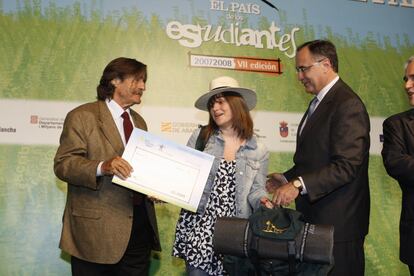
{"left": 405, "top": 56, "right": 414, "bottom": 70}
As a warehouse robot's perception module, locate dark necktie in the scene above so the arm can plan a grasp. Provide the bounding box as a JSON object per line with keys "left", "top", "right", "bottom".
{"left": 121, "top": 111, "right": 143, "bottom": 205}
{"left": 121, "top": 111, "right": 133, "bottom": 143}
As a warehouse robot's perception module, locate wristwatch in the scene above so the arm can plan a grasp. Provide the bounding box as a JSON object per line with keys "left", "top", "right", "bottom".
{"left": 292, "top": 178, "right": 303, "bottom": 192}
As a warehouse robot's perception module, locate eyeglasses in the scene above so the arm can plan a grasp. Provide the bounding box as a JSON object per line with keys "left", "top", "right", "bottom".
{"left": 295, "top": 59, "right": 326, "bottom": 73}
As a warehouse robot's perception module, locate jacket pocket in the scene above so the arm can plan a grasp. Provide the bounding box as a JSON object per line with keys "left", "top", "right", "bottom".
{"left": 71, "top": 207, "right": 101, "bottom": 220}
{"left": 246, "top": 160, "right": 260, "bottom": 170}
{"left": 244, "top": 160, "right": 260, "bottom": 181}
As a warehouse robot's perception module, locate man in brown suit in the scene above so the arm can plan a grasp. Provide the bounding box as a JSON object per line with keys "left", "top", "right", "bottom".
{"left": 54, "top": 57, "right": 160, "bottom": 275}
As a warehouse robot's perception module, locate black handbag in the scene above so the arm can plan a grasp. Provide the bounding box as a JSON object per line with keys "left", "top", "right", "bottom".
{"left": 213, "top": 206, "right": 334, "bottom": 276}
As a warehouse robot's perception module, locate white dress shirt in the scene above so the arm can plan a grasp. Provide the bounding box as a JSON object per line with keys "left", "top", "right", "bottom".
{"left": 96, "top": 99, "right": 135, "bottom": 176}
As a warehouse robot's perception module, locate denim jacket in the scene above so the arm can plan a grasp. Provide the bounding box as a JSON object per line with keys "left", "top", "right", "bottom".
{"left": 188, "top": 128, "right": 269, "bottom": 219}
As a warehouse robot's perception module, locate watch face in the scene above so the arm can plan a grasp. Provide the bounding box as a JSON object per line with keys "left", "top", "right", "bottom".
{"left": 293, "top": 180, "right": 302, "bottom": 189}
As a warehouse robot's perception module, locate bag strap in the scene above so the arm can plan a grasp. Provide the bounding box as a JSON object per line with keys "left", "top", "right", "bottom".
{"left": 248, "top": 236, "right": 262, "bottom": 276}
{"left": 287, "top": 240, "right": 297, "bottom": 276}
{"left": 195, "top": 125, "right": 209, "bottom": 151}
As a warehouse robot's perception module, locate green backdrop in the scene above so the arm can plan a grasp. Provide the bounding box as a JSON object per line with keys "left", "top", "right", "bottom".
{"left": 0, "top": 0, "right": 413, "bottom": 275}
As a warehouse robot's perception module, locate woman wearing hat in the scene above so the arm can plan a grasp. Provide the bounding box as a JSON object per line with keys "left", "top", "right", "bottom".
{"left": 172, "top": 76, "right": 272, "bottom": 275}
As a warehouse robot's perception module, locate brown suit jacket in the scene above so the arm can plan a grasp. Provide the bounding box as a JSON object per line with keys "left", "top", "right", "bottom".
{"left": 284, "top": 79, "right": 371, "bottom": 242}
{"left": 54, "top": 100, "right": 161, "bottom": 264}
{"left": 382, "top": 108, "right": 414, "bottom": 265}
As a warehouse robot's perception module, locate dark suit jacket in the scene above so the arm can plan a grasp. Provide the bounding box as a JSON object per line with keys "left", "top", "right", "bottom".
{"left": 284, "top": 78, "right": 371, "bottom": 242}
{"left": 54, "top": 100, "right": 161, "bottom": 264}
{"left": 382, "top": 108, "right": 414, "bottom": 265}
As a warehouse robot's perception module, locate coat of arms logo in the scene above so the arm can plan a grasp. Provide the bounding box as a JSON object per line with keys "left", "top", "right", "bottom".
{"left": 279, "top": 121, "right": 288, "bottom": 137}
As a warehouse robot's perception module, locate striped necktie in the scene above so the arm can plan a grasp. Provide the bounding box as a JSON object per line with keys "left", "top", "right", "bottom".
{"left": 307, "top": 97, "right": 319, "bottom": 119}
{"left": 299, "top": 97, "right": 319, "bottom": 136}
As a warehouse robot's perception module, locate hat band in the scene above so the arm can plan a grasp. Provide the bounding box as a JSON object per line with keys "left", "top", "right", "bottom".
{"left": 211, "top": 86, "right": 231, "bottom": 91}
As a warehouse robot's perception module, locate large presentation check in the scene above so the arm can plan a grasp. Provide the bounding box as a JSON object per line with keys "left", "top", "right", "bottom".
{"left": 113, "top": 128, "right": 215, "bottom": 212}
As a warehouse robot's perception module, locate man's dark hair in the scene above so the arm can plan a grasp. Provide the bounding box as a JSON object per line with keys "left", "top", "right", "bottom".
{"left": 297, "top": 40, "right": 339, "bottom": 73}
{"left": 97, "top": 57, "right": 147, "bottom": 100}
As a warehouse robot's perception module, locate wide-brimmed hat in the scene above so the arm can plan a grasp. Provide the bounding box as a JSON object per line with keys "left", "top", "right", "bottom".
{"left": 194, "top": 76, "right": 257, "bottom": 111}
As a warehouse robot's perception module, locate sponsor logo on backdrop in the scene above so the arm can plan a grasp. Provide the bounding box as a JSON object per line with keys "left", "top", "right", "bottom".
{"left": 165, "top": 0, "right": 300, "bottom": 59}
{"left": 277, "top": 120, "right": 298, "bottom": 143}
{"left": 279, "top": 121, "right": 288, "bottom": 137}
{"left": 30, "top": 115, "right": 38, "bottom": 124}
{"left": 210, "top": 1, "right": 262, "bottom": 15}
{"left": 161, "top": 122, "right": 199, "bottom": 134}
{"left": 254, "top": 128, "right": 266, "bottom": 139}
{"left": 0, "top": 126, "right": 16, "bottom": 133}
{"left": 31, "top": 115, "right": 64, "bottom": 130}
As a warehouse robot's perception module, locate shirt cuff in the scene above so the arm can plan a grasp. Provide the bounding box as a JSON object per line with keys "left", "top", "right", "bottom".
{"left": 97, "top": 161, "right": 104, "bottom": 176}
{"left": 298, "top": 176, "right": 307, "bottom": 195}
{"left": 281, "top": 174, "right": 288, "bottom": 184}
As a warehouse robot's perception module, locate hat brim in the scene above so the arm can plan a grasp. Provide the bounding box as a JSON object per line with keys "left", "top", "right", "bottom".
{"left": 194, "top": 87, "right": 257, "bottom": 111}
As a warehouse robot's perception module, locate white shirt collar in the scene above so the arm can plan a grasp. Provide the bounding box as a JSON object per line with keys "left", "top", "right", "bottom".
{"left": 315, "top": 75, "right": 339, "bottom": 103}
{"left": 105, "top": 99, "right": 135, "bottom": 147}
{"left": 106, "top": 99, "right": 130, "bottom": 119}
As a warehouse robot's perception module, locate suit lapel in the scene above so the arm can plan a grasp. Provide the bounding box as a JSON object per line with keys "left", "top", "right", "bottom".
{"left": 296, "top": 110, "right": 309, "bottom": 142}
{"left": 407, "top": 109, "right": 414, "bottom": 135}
{"left": 408, "top": 109, "right": 414, "bottom": 120}
{"left": 130, "top": 109, "right": 147, "bottom": 131}
{"left": 97, "top": 101, "right": 124, "bottom": 155}
{"left": 297, "top": 79, "right": 343, "bottom": 145}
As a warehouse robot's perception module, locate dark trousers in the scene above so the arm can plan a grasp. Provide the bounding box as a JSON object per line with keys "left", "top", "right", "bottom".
{"left": 71, "top": 204, "right": 153, "bottom": 276}
{"left": 329, "top": 239, "right": 365, "bottom": 276}
{"left": 409, "top": 264, "right": 414, "bottom": 276}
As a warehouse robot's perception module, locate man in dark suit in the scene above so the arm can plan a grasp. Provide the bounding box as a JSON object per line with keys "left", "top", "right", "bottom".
{"left": 381, "top": 56, "right": 414, "bottom": 276}
{"left": 268, "top": 40, "right": 371, "bottom": 276}
{"left": 54, "top": 57, "right": 161, "bottom": 275}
